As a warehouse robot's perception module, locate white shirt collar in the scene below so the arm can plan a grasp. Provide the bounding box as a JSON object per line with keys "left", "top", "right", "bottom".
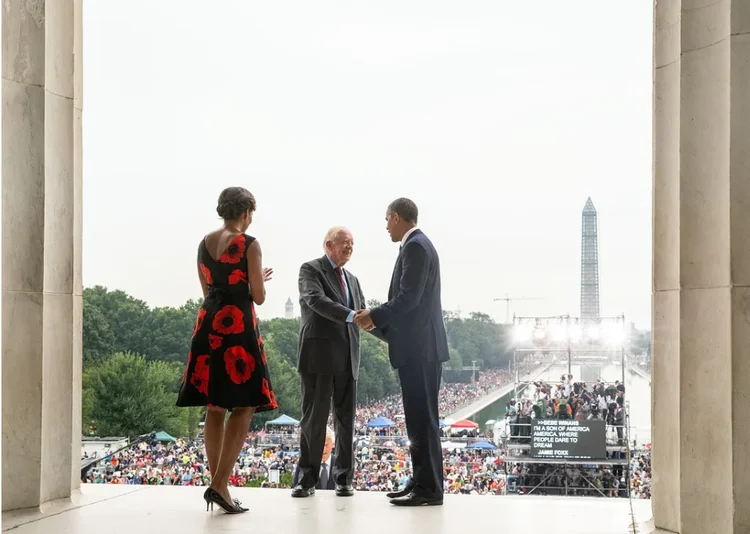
{"left": 326, "top": 255, "right": 341, "bottom": 270}
{"left": 401, "top": 226, "right": 419, "bottom": 244}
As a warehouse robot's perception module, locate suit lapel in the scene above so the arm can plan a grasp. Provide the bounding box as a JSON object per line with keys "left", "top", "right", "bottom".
{"left": 321, "top": 256, "right": 347, "bottom": 305}
{"left": 389, "top": 255, "right": 401, "bottom": 299}
{"left": 346, "top": 272, "right": 359, "bottom": 309}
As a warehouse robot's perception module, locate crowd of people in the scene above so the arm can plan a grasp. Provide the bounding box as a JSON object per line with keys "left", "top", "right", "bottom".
{"left": 437, "top": 368, "right": 517, "bottom": 416}
{"left": 82, "top": 367, "right": 651, "bottom": 499}
{"left": 83, "top": 437, "right": 513, "bottom": 495}
{"left": 528, "top": 375, "right": 625, "bottom": 422}
{"left": 83, "top": 369, "right": 517, "bottom": 490}
{"left": 83, "top": 435, "right": 651, "bottom": 499}
{"left": 504, "top": 375, "right": 626, "bottom": 445}
{"left": 353, "top": 366, "right": 521, "bottom": 436}
{"left": 630, "top": 451, "right": 651, "bottom": 498}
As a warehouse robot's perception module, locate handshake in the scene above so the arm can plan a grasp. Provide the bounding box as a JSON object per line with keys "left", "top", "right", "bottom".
{"left": 354, "top": 309, "right": 375, "bottom": 331}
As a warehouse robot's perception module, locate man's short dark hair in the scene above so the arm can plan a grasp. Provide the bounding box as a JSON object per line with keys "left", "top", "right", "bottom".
{"left": 387, "top": 198, "right": 418, "bottom": 224}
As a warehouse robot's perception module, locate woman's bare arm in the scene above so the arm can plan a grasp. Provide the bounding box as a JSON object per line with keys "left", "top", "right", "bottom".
{"left": 197, "top": 259, "right": 209, "bottom": 298}
{"left": 246, "top": 239, "right": 266, "bottom": 305}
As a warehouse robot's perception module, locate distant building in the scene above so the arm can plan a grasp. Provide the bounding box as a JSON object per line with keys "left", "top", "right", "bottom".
{"left": 285, "top": 297, "right": 294, "bottom": 319}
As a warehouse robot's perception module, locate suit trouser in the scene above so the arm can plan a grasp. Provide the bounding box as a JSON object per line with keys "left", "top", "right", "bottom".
{"left": 398, "top": 360, "right": 443, "bottom": 496}
{"left": 295, "top": 365, "right": 356, "bottom": 489}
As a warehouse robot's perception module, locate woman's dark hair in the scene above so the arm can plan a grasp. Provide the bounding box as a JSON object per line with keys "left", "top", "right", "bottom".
{"left": 216, "top": 187, "right": 256, "bottom": 220}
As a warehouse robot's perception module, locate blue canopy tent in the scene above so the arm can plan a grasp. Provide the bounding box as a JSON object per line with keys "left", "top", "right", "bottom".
{"left": 366, "top": 416, "right": 395, "bottom": 428}
{"left": 465, "top": 441, "right": 496, "bottom": 450}
{"left": 266, "top": 414, "right": 300, "bottom": 426}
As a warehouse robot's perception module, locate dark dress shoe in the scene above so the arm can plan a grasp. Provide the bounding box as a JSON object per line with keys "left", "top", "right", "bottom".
{"left": 335, "top": 484, "right": 354, "bottom": 497}
{"left": 291, "top": 484, "right": 315, "bottom": 498}
{"left": 389, "top": 491, "right": 443, "bottom": 507}
{"left": 386, "top": 483, "right": 414, "bottom": 499}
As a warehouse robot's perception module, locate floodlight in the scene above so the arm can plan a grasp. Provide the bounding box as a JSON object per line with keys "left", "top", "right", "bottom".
{"left": 569, "top": 324, "right": 582, "bottom": 342}
{"left": 513, "top": 324, "right": 532, "bottom": 343}
{"left": 602, "top": 323, "right": 626, "bottom": 344}
{"left": 587, "top": 326, "right": 600, "bottom": 340}
{"left": 533, "top": 327, "right": 546, "bottom": 340}
{"left": 551, "top": 324, "right": 567, "bottom": 342}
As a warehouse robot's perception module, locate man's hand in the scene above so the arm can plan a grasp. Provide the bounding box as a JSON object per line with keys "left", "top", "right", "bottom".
{"left": 263, "top": 267, "right": 273, "bottom": 281}
{"left": 354, "top": 309, "right": 375, "bottom": 331}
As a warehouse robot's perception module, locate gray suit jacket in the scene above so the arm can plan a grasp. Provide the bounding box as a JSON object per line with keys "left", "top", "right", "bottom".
{"left": 297, "top": 256, "right": 366, "bottom": 379}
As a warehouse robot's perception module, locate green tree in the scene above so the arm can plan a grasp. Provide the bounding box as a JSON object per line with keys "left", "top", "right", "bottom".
{"left": 261, "top": 318, "right": 300, "bottom": 369}
{"left": 445, "top": 346, "right": 463, "bottom": 369}
{"left": 82, "top": 287, "right": 202, "bottom": 368}
{"left": 83, "top": 287, "right": 153, "bottom": 359}
{"left": 250, "top": 318, "right": 302, "bottom": 426}
{"left": 357, "top": 332, "right": 399, "bottom": 402}
{"left": 444, "top": 311, "right": 512, "bottom": 370}
{"left": 82, "top": 299, "right": 116, "bottom": 366}
{"left": 183, "top": 405, "right": 204, "bottom": 438}
{"left": 81, "top": 387, "right": 97, "bottom": 435}
{"left": 83, "top": 352, "right": 185, "bottom": 439}
{"left": 629, "top": 329, "right": 651, "bottom": 357}
{"left": 262, "top": 347, "right": 301, "bottom": 422}
{"left": 145, "top": 300, "right": 201, "bottom": 363}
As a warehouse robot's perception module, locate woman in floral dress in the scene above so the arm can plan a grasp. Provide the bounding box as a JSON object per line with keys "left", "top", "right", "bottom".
{"left": 177, "top": 186, "right": 277, "bottom": 513}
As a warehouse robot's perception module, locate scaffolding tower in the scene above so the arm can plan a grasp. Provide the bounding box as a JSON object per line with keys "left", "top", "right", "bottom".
{"left": 502, "top": 314, "right": 631, "bottom": 497}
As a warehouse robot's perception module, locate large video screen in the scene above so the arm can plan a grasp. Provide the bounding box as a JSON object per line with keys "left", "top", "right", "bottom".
{"left": 530, "top": 419, "right": 607, "bottom": 460}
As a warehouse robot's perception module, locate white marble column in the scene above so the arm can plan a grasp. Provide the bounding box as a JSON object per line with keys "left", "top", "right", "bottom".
{"left": 2, "top": 0, "right": 82, "bottom": 510}
{"left": 652, "top": 0, "right": 750, "bottom": 533}
{"left": 72, "top": 0, "right": 84, "bottom": 493}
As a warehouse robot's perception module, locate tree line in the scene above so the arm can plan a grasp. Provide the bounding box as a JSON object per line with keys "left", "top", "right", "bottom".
{"left": 81, "top": 286, "right": 518, "bottom": 440}
{"left": 81, "top": 286, "right": 651, "bottom": 440}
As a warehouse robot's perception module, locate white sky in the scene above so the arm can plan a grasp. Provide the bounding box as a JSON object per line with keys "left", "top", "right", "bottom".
{"left": 82, "top": 1, "right": 653, "bottom": 327}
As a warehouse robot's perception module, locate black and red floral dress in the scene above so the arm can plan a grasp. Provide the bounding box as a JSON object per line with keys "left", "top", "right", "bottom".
{"left": 176, "top": 234, "right": 278, "bottom": 412}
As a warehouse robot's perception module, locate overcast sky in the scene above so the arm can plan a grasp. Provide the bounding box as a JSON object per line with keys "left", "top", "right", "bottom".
{"left": 82, "top": 1, "right": 653, "bottom": 327}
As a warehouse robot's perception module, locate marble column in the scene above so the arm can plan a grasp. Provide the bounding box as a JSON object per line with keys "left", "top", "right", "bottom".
{"left": 2, "top": 0, "right": 82, "bottom": 510}
{"left": 652, "top": 0, "right": 750, "bottom": 533}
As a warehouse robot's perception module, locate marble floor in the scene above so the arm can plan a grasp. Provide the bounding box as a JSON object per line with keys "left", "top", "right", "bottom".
{"left": 2, "top": 486, "right": 654, "bottom": 534}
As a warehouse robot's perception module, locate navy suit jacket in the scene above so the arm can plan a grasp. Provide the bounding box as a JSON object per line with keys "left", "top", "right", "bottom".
{"left": 369, "top": 229, "right": 450, "bottom": 369}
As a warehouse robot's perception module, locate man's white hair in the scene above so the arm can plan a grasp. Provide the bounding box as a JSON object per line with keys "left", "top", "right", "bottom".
{"left": 325, "top": 426, "right": 335, "bottom": 444}
{"left": 323, "top": 226, "right": 351, "bottom": 253}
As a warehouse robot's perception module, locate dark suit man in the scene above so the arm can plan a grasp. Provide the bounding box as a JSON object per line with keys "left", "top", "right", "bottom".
{"left": 292, "top": 226, "right": 365, "bottom": 498}
{"left": 293, "top": 427, "right": 337, "bottom": 491}
{"left": 355, "top": 198, "right": 449, "bottom": 507}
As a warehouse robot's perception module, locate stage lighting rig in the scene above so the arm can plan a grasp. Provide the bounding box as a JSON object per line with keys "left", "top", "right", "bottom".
{"left": 512, "top": 314, "right": 626, "bottom": 346}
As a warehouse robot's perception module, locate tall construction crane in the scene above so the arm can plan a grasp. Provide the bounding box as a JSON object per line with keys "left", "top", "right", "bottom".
{"left": 493, "top": 294, "right": 544, "bottom": 324}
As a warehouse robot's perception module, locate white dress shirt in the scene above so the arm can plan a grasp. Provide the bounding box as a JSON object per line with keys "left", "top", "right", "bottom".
{"left": 400, "top": 226, "right": 419, "bottom": 245}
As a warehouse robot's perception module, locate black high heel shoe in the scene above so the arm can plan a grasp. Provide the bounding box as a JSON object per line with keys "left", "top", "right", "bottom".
{"left": 203, "top": 488, "right": 214, "bottom": 512}
{"left": 203, "top": 488, "right": 246, "bottom": 514}
{"left": 233, "top": 498, "right": 248, "bottom": 512}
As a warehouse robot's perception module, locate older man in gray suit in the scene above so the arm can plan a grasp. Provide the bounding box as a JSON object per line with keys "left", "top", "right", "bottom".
{"left": 291, "top": 226, "right": 366, "bottom": 498}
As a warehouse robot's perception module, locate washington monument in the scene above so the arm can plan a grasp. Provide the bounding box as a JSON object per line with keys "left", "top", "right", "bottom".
{"left": 580, "top": 197, "right": 600, "bottom": 321}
